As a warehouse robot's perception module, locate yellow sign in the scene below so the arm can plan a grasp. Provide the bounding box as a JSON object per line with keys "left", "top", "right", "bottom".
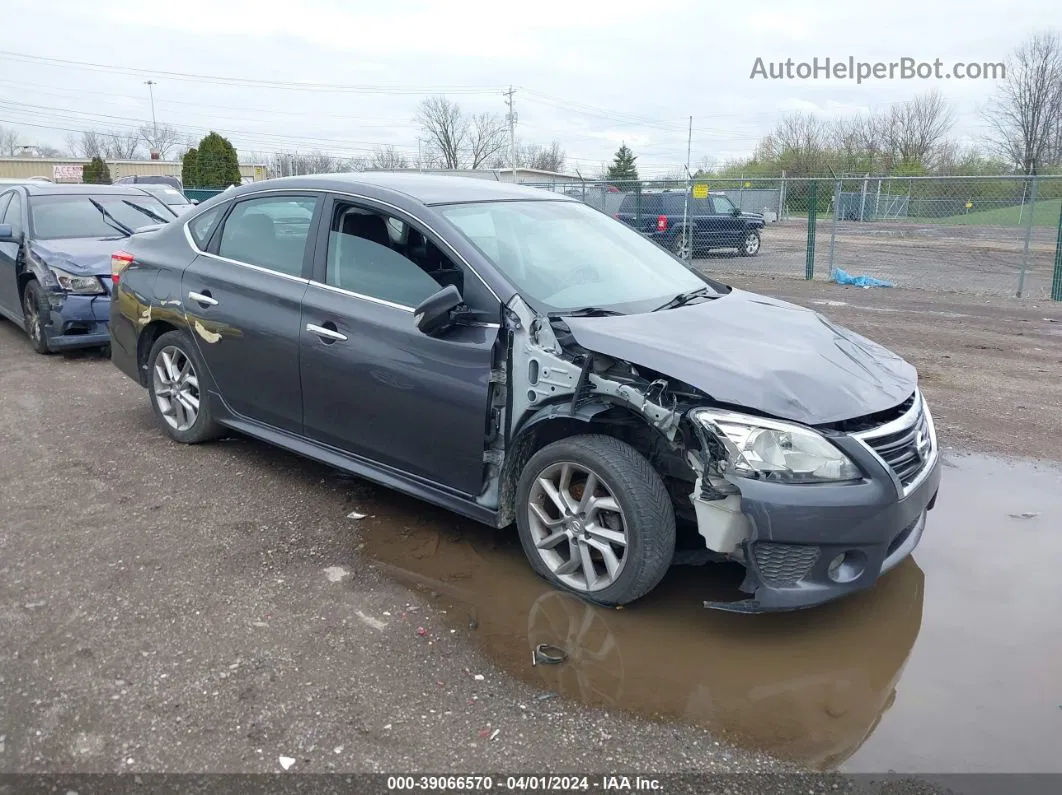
{"left": 965, "top": 201, "right": 973, "bottom": 209}
{"left": 692, "top": 183, "right": 709, "bottom": 199}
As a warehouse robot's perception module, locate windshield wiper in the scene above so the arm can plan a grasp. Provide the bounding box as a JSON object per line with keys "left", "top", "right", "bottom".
{"left": 548, "top": 307, "right": 623, "bottom": 318}
{"left": 121, "top": 199, "right": 171, "bottom": 224}
{"left": 88, "top": 198, "right": 134, "bottom": 237}
{"left": 652, "top": 286, "right": 714, "bottom": 312}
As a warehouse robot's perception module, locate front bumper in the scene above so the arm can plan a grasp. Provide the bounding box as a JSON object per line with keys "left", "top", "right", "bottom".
{"left": 43, "top": 293, "right": 111, "bottom": 351}
{"left": 704, "top": 423, "right": 941, "bottom": 613}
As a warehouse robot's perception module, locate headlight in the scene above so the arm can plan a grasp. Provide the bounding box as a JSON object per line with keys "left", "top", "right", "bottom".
{"left": 692, "top": 408, "right": 861, "bottom": 484}
{"left": 51, "top": 268, "right": 104, "bottom": 295}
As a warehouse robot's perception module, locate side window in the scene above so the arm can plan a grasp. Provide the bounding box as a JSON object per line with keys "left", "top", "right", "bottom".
{"left": 4, "top": 192, "right": 24, "bottom": 236}
{"left": 188, "top": 204, "right": 225, "bottom": 249}
{"left": 326, "top": 203, "right": 447, "bottom": 307}
{"left": 711, "top": 195, "right": 736, "bottom": 215}
{"left": 217, "top": 196, "right": 317, "bottom": 277}
{"left": 0, "top": 192, "right": 12, "bottom": 223}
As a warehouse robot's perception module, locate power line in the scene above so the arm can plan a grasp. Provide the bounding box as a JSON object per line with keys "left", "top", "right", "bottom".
{"left": 0, "top": 50, "right": 502, "bottom": 94}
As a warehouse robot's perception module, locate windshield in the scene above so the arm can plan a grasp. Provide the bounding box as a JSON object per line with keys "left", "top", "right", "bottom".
{"left": 29, "top": 194, "right": 174, "bottom": 239}
{"left": 438, "top": 200, "right": 712, "bottom": 314}
{"left": 143, "top": 186, "right": 190, "bottom": 206}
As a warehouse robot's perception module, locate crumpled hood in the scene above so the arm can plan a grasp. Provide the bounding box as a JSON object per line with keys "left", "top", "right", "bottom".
{"left": 30, "top": 237, "right": 121, "bottom": 277}
{"left": 563, "top": 289, "right": 917, "bottom": 425}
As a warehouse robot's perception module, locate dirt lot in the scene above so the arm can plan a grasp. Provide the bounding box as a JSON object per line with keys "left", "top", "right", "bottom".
{"left": 704, "top": 219, "right": 1060, "bottom": 298}
{"left": 2, "top": 281, "right": 1060, "bottom": 788}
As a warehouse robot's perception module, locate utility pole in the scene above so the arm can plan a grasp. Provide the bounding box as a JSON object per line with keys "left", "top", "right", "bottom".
{"left": 503, "top": 86, "right": 518, "bottom": 177}
{"left": 144, "top": 80, "right": 159, "bottom": 159}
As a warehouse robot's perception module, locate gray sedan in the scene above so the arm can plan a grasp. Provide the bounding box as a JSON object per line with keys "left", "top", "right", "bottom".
{"left": 108, "top": 173, "right": 940, "bottom": 611}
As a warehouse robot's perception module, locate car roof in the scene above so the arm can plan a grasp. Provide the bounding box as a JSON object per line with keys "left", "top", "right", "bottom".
{"left": 231, "top": 172, "right": 575, "bottom": 206}
{"left": 19, "top": 183, "right": 159, "bottom": 196}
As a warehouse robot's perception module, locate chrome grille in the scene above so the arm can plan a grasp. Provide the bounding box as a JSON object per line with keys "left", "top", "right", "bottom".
{"left": 856, "top": 395, "right": 934, "bottom": 489}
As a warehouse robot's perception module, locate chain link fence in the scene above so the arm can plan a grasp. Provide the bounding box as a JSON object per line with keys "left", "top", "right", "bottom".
{"left": 525, "top": 175, "right": 1062, "bottom": 300}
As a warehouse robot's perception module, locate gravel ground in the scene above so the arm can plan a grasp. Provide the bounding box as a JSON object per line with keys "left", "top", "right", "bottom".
{"left": 702, "top": 219, "right": 1060, "bottom": 298}
{"left": 3, "top": 272, "right": 1055, "bottom": 794}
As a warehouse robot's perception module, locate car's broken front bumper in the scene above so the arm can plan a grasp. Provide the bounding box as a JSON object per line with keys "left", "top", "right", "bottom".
{"left": 704, "top": 431, "right": 942, "bottom": 613}
{"left": 45, "top": 293, "right": 111, "bottom": 351}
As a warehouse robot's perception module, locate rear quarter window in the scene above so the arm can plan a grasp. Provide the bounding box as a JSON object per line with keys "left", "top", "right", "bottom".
{"left": 187, "top": 204, "right": 226, "bottom": 249}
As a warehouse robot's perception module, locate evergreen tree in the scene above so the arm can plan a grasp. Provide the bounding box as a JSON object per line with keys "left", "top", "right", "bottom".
{"left": 195, "top": 132, "right": 241, "bottom": 188}
{"left": 605, "top": 143, "right": 640, "bottom": 188}
{"left": 181, "top": 147, "right": 199, "bottom": 188}
{"left": 82, "top": 156, "right": 111, "bottom": 184}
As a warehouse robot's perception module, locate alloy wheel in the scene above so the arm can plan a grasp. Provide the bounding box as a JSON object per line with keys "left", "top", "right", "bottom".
{"left": 744, "top": 232, "right": 760, "bottom": 255}
{"left": 674, "top": 234, "right": 692, "bottom": 260}
{"left": 526, "top": 461, "right": 629, "bottom": 592}
{"left": 23, "top": 291, "right": 41, "bottom": 345}
{"left": 152, "top": 345, "right": 201, "bottom": 431}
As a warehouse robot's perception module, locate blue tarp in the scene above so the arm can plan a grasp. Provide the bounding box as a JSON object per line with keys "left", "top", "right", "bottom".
{"left": 830, "top": 267, "right": 894, "bottom": 288}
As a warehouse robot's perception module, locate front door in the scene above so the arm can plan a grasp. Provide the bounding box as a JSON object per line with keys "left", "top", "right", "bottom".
{"left": 299, "top": 196, "right": 498, "bottom": 496}
{"left": 182, "top": 193, "right": 321, "bottom": 433}
{"left": 0, "top": 191, "right": 24, "bottom": 320}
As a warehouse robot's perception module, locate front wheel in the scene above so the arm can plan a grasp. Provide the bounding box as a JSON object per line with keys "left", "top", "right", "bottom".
{"left": 515, "top": 435, "right": 676, "bottom": 606}
{"left": 147, "top": 331, "right": 222, "bottom": 444}
{"left": 738, "top": 229, "right": 761, "bottom": 256}
{"left": 22, "top": 280, "right": 52, "bottom": 355}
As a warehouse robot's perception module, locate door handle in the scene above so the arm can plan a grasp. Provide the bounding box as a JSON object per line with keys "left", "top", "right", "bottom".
{"left": 188, "top": 290, "right": 218, "bottom": 307}
{"left": 306, "top": 322, "right": 347, "bottom": 343}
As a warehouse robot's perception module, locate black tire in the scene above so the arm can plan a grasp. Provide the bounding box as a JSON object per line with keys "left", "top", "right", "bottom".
{"left": 738, "top": 229, "right": 761, "bottom": 257}
{"left": 22, "top": 280, "right": 53, "bottom": 355}
{"left": 670, "top": 228, "right": 692, "bottom": 260}
{"left": 146, "top": 330, "right": 223, "bottom": 444}
{"left": 515, "top": 435, "right": 676, "bottom": 606}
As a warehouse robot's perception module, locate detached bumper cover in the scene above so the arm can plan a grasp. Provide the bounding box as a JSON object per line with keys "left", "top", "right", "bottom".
{"left": 44, "top": 293, "right": 110, "bottom": 350}
{"left": 705, "top": 433, "right": 942, "bottom": 613}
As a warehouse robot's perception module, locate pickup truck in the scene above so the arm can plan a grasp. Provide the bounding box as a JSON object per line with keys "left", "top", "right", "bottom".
{"left": 616, "top": 190, "right": 765, "bottom": 258}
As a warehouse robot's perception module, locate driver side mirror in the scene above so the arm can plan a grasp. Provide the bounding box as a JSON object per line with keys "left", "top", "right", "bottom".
{"left": 731, "top": 207, "right": 742, "bottom": 217}
{"left": 414, "top": 284, "right": 464, "bottom": 336}
{"left": 190, "top": 199, "right": 200, "bottom": 205}
{"left": 0, "top": 223, "right": 16, "bottom": 243}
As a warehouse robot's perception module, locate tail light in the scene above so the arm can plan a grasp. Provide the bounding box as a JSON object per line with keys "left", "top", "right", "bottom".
{"left": 111, "top": 251, "right": 134, "bottom": 285}
{"left": 657, "top": 215, "right": 669, "bottom": 232}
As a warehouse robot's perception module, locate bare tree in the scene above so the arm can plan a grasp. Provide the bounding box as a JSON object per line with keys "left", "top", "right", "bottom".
{"left": 103, "top": 130, "right": 143, "bottom": 160}
{"left": 35, "top": 145, "right": 63, "bottom": 157}
{"left": 138, "top": 123, "right": 183, "bottom": 159}
{"left": 65, "top": 130, "right": 105, "bottom": 158}
{"left": 369, "top": 145, "right": 410, "bottom": 170}
{"left": 884, "top": 90, "right": 955, "bottom": 167}
{"left": 468, "top": 112, "right": 508, "bottom": 169}
{"left": 416, "top": 96, "right": 467, "bottom": 169}
{"left": 489, "top": 140, "right": 566, "bottom": 172}
{"left": 771, "top": 112, "right": 832, "bottom": 175}
{"left": 0, "top": 125, "right": 21, "bottom": 156}
{"left": 982, "top": 31, "right": 1062, "bottom": 173}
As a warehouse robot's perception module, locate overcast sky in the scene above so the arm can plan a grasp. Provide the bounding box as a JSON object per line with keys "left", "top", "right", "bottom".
{"left": 0, "top": 0, "right": 1052, "bottom": 175}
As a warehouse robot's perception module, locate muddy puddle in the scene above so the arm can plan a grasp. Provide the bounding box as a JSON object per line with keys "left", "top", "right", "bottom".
{"left": 349, "top": 452, "right": 1062, "bottom": 773}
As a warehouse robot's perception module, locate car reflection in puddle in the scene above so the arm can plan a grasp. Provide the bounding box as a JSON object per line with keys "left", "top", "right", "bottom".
{"left": 359, "top": 498, "right": 924, "bottom": 771}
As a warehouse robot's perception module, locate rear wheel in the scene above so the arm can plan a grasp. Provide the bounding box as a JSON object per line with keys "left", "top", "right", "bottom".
{"left": 738, "top": 229, "right": 761, "bottom": 256}
{"left": 515, "top": 435, "right": 675, "bottom": 606}
{"left": 147, "top": 331, "right": 222, "bottom": 444}
{"left": 22, "top": 280, "right": 52, "bottom": 355}
{"left": 670, "top": 229, "right": 692, "bottom": 260}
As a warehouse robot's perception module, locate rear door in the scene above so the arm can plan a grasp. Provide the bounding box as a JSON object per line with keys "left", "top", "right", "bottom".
{"left": 181, "top": 192, "right": 322, "bottom": 433}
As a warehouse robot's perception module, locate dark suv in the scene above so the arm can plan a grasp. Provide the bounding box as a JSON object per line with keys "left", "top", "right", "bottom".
{"left": 616, "top": 190, "right": 764, "bottom": 258}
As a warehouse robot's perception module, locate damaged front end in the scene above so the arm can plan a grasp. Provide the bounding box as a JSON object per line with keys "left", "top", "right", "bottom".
{"left": 492, "top": 295, "right": 941, "bottom": 614}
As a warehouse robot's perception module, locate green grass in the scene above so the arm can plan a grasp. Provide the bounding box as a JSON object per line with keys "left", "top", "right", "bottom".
{"left": 932, "top": 198, "right": 1061, "bottom": 227}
